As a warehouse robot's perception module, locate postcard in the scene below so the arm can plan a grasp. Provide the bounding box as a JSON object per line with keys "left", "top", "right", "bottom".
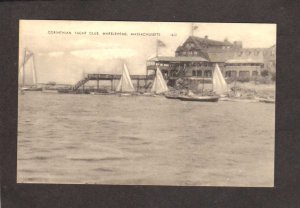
{"left": 17, "top": 20, "right": 276, "bottom": 186}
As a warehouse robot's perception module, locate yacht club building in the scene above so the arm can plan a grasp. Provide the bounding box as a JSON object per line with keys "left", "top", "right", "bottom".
{"left": 146, "top": 35, "right": 276, "bottom": 84}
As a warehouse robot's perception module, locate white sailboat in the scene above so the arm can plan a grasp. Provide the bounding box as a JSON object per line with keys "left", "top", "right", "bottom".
{"left": 177, "top": 64, "right": 224, "bottom": 102}
{"left": 19, "top": 48, "right": 42, "bottom": 92}
{"left": 151, "top": 66, "right": 169, "bottom": 94}
{"left": 212, "top": 63, "right": 228, "bottom": 97}
{"left": 116, "top": 63, "right": 135, "bottom": 94}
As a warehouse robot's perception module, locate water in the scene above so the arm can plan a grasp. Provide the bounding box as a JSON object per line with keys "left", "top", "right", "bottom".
{"left": 17, "top": 92, "right": 275, "bottom": 186}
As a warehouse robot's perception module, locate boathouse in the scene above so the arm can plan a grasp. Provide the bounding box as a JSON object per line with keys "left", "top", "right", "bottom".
{"left": 146, "top": 35, "right": 276, "bottom": 82}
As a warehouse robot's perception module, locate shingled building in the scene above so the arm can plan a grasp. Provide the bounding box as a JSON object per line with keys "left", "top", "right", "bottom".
{"left": 146, "top": 35, "right": 276, "bottom": 83}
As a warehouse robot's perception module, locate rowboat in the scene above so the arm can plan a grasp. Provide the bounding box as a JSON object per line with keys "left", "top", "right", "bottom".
{"left": 258, "top": 98, "right": 275, "bottom": 104}
{"left": 178, "top": 95, "right": 219, "bottom": 102}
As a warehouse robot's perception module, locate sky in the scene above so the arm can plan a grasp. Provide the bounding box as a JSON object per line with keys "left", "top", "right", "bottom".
{"left": 19, "top": 20, "right": 276, "bottom": 84}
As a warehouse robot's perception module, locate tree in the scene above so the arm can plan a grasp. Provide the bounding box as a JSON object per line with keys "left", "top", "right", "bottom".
{"left": 261, "top": 70, "right": 269, "bottom": 77}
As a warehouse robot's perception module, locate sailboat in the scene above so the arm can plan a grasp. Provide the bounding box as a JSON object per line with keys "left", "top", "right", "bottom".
{"left": 19, "top": 48, "right": 42, "bottom": 92}
{"left": 116, "top": 63, "right": 135, "bottom": 95}
{"left": 151, "top": 66, "right": 169, "bottom": 94}
{"left": 212, "top": 64, "right": 229, "bottom": 97}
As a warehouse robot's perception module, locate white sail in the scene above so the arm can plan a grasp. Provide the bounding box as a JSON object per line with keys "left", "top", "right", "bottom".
{"left": 151, "top": 66, "right": 169, "bottom": 94}
{"left": 212, "top": 64, "right": 228, "bottom": 96}
{"left": 116, "top": 63, "right": 135, "bottom": 92}
{"left": 19, "top": 53, "right": 37, "bottom": 87}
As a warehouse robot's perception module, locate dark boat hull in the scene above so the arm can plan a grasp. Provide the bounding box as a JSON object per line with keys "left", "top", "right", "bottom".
{"left": 21, "top": 87, "right": 43, "bottom": 91}
{"left": 178, "top": 96, "right": 219, "bottom": 102}
{"left": 258, "top": 98, "right": 275, "bottom": 104}
{"left": 165, "top": 95, "right": 179, "bottom": 99}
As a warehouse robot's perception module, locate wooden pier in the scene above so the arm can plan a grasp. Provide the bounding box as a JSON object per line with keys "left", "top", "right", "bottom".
{"left": 73, "top": 73, "right": 154, "bottom": 91}
{"left": 71, "top": 73, "right": 212, "bottom": 92}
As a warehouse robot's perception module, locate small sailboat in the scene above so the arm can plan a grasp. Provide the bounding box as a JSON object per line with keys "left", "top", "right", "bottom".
{"left": 151, "top": 66, "right": 169, "bottom": 94}
{"left": 212, "top": 64, "right": 229, "bottom": 98}
{"left": 116, "top": 63, "right": 135, "bottom": 95}
{"left": 178, "top": 64, "right": 227, "bottom": 102}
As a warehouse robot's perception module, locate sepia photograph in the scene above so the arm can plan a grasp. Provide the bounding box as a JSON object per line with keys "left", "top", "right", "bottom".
{"left": 17, "top": 20, "right": 276, "bottom": 187}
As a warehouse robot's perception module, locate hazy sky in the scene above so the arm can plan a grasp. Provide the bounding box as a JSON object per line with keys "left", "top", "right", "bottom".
{"left": 19, "top": 20, "right": 276, "bottom": 84}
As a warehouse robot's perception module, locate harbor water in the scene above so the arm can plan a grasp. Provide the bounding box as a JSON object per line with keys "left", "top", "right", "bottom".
{"left": 17, "top": 92, "right": 275, "bottom": 186}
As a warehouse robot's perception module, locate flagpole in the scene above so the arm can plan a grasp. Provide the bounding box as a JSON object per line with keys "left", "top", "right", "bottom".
{"left": 191, "top": 23, "right": 193, "bottom": 36}
{"left": 156, "top": 38, "right": 158, "bottom": 57}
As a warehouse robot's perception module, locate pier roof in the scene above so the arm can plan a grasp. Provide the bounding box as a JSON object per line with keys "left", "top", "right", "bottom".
{"left": 148, "top": 56, "right": 208, "bottom": 62}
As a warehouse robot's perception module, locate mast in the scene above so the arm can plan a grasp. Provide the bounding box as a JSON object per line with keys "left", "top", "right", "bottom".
{"left": 32, "top": 53, "right": 38, "bottom": 86}
{"left": 22, "top": 48, "right": 27, "bottom": 87}
{"left": 156, "top": 38, "right": 158, "bottom": 57}
{"left": 212, "top": 64, "right": 214, "bottom": 92}
{"left": 202, "top": 63, "right": 205, "bottom": 94}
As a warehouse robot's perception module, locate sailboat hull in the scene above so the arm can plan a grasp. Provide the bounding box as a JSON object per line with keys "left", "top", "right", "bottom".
{"left": 21, "top": 87, "right": 43, "bottom": 91}
{"left": 178, "top": 95, "right": 219, "bottom": 102}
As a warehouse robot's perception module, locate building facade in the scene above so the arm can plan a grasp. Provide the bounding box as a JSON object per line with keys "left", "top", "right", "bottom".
{"left": 147, "top": 35, "right": 276, "bottom": 84}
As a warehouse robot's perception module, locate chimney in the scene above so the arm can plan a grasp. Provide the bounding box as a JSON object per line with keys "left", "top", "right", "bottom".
{"left": 205, "top": 35, "right": 208, "bottom": 39}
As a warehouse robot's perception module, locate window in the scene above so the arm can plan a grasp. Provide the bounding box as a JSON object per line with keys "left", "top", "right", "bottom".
{"left": 192, "top": 70, "right": 196, "bottom": 76}
{"left": 182, "top": 51, "right": 187, "bottom": 55}
{"left": 239, "top": 71, "right": 250, "bottom": 78}
{"left": 197, "top": 70, "right": 202, "bottom": 77}
{"left": 252, "top": 71, "right": 258, "bottom": 76}
{"left": 225, "top": 71, "right": 231, "bottom": 77}
{"left": 231, "top": 71, "right": 237, "bottom": 78}
{"left": 204, "top": 70, "right": 212, "bottom": 77}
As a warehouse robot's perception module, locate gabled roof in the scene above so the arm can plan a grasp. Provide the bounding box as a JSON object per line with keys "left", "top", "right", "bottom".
{"left": 176, "top": 36, "right": 234, "bottom": 52}
{"left": 189, "top": 36, "right": 233, "bottom": 47}
{"left": 148, "top": 56, "right": 208, "bottom": 62}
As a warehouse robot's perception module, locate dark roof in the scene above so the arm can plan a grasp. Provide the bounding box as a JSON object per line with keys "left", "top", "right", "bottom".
{"left": 206, "top": 52, "right": 235, "bottom": 62}
{"left": 190, "top": 36, "right": 233, "bottom": 47}
{"left": 176, "top": 36, "right": 235, "bottom": 53}
{"left": 148, "top": 56, "right": 208, "bottom": 62}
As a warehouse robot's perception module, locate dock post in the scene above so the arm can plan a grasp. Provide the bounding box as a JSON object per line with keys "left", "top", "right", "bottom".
{"left": 137, "top": 79, "right": 140, "bottom": 92}
{"left": 97, "top": 80, "right": 99, "bottom": 91}
{"left": 111, "top": 79, "right": 113, "bottom": 91}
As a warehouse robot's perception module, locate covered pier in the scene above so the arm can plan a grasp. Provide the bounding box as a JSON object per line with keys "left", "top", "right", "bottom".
{"left": 73, "top": 73, "right": 154, "bottom": 91}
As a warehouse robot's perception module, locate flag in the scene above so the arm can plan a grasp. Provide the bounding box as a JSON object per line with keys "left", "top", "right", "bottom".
{"left": 156, "top": 39, "right": 166, "bottom": 47}
{"left": 192, "top": 25, "right": 198, "bottom": 31}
